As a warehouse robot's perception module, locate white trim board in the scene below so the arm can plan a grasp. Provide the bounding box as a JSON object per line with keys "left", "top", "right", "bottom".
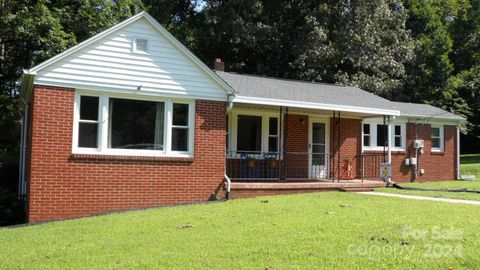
{"left": 233, "top": 95, "right": 400, "bottom": 117}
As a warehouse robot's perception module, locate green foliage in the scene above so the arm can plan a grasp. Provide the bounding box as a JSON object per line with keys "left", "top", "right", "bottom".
{"left": 0, "top": 0, "right": 144, "bottom": 191}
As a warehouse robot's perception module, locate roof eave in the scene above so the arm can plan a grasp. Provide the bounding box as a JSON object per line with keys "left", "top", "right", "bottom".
{"left": 233, "top": 95, "right": 400, "bottom": 116}
{"left": 401, "top": 114, "right": 465, "bottom": 122}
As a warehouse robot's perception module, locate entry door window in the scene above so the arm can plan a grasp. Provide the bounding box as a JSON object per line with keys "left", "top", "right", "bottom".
{"left": 312, "top": 123, "right": 326, "bottom": 165}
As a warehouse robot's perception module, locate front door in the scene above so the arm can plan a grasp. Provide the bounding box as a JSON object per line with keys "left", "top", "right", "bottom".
{"left": 309, "top": 121, "right": 327, "bottom": 179}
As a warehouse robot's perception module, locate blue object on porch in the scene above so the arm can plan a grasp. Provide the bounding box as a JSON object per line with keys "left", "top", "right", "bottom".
{"left": 263, "top": 152, "right": 280, "bottom": 178}
{"left": 240, "top": 152, "right": 260, "bottom": 178}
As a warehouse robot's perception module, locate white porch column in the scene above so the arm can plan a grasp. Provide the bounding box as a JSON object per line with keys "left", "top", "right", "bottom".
{"left": 387, "top": 116, "right": 393, "bottom": 164}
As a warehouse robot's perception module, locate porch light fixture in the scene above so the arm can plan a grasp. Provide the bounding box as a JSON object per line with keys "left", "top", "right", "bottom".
{"left": 300, "top": 118, "right": 305, "bottom": 125}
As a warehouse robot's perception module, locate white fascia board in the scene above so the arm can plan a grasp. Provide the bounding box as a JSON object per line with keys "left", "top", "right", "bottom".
{"left": 233, "top": 95, "right": 400, "bottom": 116}
{"left": 401, "top": 113, "right": 464, "bottom": 122}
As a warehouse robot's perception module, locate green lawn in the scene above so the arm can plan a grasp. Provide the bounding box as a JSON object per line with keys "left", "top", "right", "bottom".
{"left": 376, "top": 181, "right": 480, "bottom": 201}
{"left": 461, "top": 154, "right": 480, "bottom": 179}
{"left": 1, "top": 193, "right": 480, "bottom": 269}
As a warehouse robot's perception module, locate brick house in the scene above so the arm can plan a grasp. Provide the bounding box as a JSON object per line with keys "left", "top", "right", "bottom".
{"left": 18, "top": 12, "right": 463, "bottom": 223}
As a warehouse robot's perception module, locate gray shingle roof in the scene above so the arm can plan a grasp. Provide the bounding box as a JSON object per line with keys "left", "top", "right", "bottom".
{"left": 390, "top": 101, "right": 463, "bottom": 120}
{"left": 215, "top": 71, "right": 463, "bottom": 121}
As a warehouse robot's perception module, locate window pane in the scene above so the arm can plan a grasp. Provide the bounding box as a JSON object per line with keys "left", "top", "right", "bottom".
{"left": 172, "top": 128, "right": 188, "bottom": 151}
{"left": 395, "top": 137, "right": 401, "bottom": 147}
{"left": 432, "top": 138, "right": 440, "bottom": 148}
{"left": 363, "top": 135, "right": 370, "bottom": 147}
{"left": 395, "top": 125, "right": 401, "bottom": 136}
{"left": 78, "top": 123, "right": 98, "bottom": 148}
{"left": 109, "top": 98, "right": 164, "bottom": 150}
{"left": 268, "top": 137, "right": 278, "bottom": 152}
{"left": 80, "top": 96, "right": 99, "bottom": 121}
{"left": 173, "top": 103, "right": 189, "bottom": 126}
{"left": 377, "top": 125, "right": 388, "bottom": 146}
{"left": 269, "top": 118, "right": 278, "bottom": 135}
{"left": 431, "top": 127, "right": 440, "bottom": 137}
{"left": 312, "top": 144, "right": 325, "bottom": 154}
{"left": 312, "top": 123, "right": 325, "bottom": 144}
{"left": 363, "top": 124, "right": 370, "bottom": 134}
{"left": 237, "top": 115, "right": 262, "bottom": 151}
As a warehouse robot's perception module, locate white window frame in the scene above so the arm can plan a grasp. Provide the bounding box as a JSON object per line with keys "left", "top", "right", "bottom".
{"left": 72, "top": 90, "right": 195, "bottom": 157}
{"left": 267, "top": 117, "right": 279, "bottom": 152}
{"left": 362, "top": 119, "right": 406, "bottom": 152}
{"left": 132, "top": 36, "right": 149, "bottom": 54}
{"left": 228, "top": 109, "right": 281, "bottom": 155}
{"left": 76, "top": 95, "right": 101, "bottom": 150}
{"left": 431, "top": 125, "right": 444, "bottom": 152}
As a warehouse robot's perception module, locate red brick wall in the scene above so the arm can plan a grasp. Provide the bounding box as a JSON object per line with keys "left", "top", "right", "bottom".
{"left": 330, "top": 117, "right": 362, "bottom": 179}
{"left": 359, "top": 123, "right": 458, "bottom": 182}
{"left": 284, "top": 114, "right": 309, "bottom": 178}
{"left": 26, "top": 85, "right": 226, "bottom": 223}
{"left": 390, "top": 123, "right": 457, "bottom": 182}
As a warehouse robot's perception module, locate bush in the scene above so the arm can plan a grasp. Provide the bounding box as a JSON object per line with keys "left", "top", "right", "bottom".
{"left": 0, "top": 188, "right": 25, "bottom": 226}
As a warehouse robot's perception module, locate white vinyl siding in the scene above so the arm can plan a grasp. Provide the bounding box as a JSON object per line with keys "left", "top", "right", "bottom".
{"left": 34, "top": 17, "right": 227, "bottom": 101}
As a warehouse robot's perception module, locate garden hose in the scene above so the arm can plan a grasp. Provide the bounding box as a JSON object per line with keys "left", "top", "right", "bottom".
{"left": 392, "top": 183, "right": 480, "bottom": 194}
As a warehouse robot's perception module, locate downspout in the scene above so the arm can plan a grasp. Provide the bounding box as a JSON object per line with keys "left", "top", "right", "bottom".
{"left": 224, "top": 94, "right": 235, "bottom": 200}
{"left": 456, "top": 125, "right": 461, "bottom": 180}
{"left": 224, "top": 174, "right": 231, "bottom": 200}
{"left": 18, "top": 98, "right": 29, "bottom": 200}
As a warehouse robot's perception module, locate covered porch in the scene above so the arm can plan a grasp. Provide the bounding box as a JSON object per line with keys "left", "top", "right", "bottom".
{"left": 218, "top": 71, "right": 401, "bottom": 196}
{"left": 226, "top": 104, "right": 398, "bottom": 184}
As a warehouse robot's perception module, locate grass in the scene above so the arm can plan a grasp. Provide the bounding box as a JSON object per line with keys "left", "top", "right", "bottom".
{"left": 461, "top": 154, "right": 480, "bottom": 179}
{"left": 375, "top": 154, "right": 480, "bottom": 201}
{"left": 376, "top": 181, "right": 480, "bottom": 201}
{"left": 1, "top": 192, "right": 480, "bottom": 269}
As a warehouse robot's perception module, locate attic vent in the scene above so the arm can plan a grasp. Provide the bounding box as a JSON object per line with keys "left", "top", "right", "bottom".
{"left": 134, "top": 38, "right": 148, "bottom": 53}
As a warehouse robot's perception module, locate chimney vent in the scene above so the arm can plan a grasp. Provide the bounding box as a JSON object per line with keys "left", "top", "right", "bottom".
{"left": 214, "top": 58, "right": 225, "bottom": 72}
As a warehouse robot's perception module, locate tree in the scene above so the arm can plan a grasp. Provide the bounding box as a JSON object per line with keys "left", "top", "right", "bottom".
{"left": 0, "top": 0, "right": 143, "bottom": 190}
{"left": 331, "top": 0, "right": 414, "bottom": 99}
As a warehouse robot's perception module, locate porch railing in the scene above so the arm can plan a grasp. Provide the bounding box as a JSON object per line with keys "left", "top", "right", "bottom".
{"left": 226, "top": 151, "right": 385, "bottom": 181}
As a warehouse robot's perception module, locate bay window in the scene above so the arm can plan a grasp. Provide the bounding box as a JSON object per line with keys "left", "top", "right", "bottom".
{"left": 73, "top": 92, "right": 194, "bottom": 156}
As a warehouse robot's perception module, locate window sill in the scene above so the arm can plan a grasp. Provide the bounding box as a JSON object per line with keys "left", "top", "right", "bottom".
{"left": 362, "top": 148, "right": 406, "bottom": 153}
{"left": 431, "top": 151, "right": 445, "bottom": 155}
{"left": 69, "top": 153, "right": 194, "bottom": 163}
